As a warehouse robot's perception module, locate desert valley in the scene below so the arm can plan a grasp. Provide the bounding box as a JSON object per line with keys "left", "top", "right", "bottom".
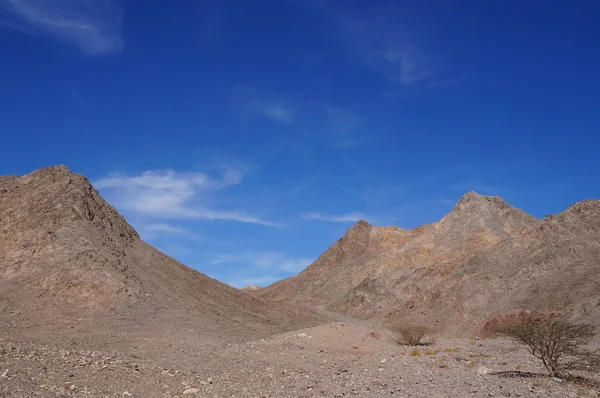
{"left": 1, "top": 165, "right": 599, "bottom": 398}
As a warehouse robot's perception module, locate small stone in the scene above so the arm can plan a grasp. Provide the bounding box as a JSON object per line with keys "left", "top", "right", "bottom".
{"left": 477, "top": 366, "right": 489, "bottom": 376}
{"left": 380, "top": 358, "right": 386, "bottom": 363}
{"left": 69, "top": 384, "right": 76, "bottom": 391}
{"left": 551, "top": 377, "right": 563, "bottom": 383}
{"left": 183, "top": 388, "right": 200, "bottom": 395}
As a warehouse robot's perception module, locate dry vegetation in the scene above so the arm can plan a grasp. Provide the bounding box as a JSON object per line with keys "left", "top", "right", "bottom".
{"left": 497, "top": 317, "right": 600, "bottom": 377}
{"left": 394, "top": 325, "right": 432, "bottom": 346}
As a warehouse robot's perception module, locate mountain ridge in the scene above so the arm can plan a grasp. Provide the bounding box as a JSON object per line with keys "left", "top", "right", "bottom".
{"left": 258, "top": 191, "right": 600, "bottom": 335}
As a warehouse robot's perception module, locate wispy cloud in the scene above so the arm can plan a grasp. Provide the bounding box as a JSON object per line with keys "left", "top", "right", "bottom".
{"left": 206, "top": 250, "right": 314, "bottom": 288}
{"left": 279, "top": 258, "right": 312, "bottom": 273}
{"left": 324, "top": 3, "right": 444, "bottom": 88}
{"left": 301, "top": 212, "right": 367, "bottom": 223}
{"left": 94, "top": 168, "right": 278, "bottom": 226}
{"left": 0, "top": 0, "right": 125, "bottom": 55}
{"left": 231, "top": 87, "right": 367, "bottom": 147}
{"left": 260, "top": 103, "right": 295, "bottom": 124}
{"left": 137, "top": 223, "right": 197, "bottom": 241}
{"left": 230, "top": 86, "right": 295, "bottom": 124}
{"left": 209, "top": 251, "right": 312, "bottom": 271}
{"left": 383, "top": 47, "right": 432, "bottom": 86}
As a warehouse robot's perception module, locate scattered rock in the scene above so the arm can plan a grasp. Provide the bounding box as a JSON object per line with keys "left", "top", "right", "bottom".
{"left": 477, "top": 366, "right": 490, "bottom": 376}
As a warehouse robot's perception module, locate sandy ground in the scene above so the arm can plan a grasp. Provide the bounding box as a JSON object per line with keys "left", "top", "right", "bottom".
{"left": 2, "top": 320, "right": 599, "bottom": 398}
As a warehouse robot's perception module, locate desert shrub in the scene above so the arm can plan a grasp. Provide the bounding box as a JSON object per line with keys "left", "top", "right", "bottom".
{"left": 409, "top": 348, "right": 421, "bottom": 357}
{"left": 394, "top": 325, "right": 431, "bottom": 346}
{"left": 496, "top": 317, "right": 599, "bottom": 377}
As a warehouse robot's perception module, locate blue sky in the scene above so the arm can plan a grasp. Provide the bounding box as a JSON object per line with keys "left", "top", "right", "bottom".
{"left": 1, "top": 0, "right": 599, "bottom": 288}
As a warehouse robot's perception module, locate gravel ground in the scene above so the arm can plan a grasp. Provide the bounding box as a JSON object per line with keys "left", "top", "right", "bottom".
{"left": 2, "top": 321, "right": 598, "bottom": 398}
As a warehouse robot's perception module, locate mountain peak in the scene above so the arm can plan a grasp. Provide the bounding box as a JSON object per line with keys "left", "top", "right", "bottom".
{"left": 457, "top": 191, "right": 502, "bottom": 205}
{"left": 339, "top": 219, "right": 372, "bottom": 243}
{"left": 452, "top": 191, "right": 511, "bottom": 213}
{"left": 28, "top": 164, "right": 74, "bottom": 178}
{"left": 0, "top": 166, "right": 139, "bottom": 254}
{"left": 438, "top": 192, "right": 538, "bottom": 237}
{"left": 460, "top": 191, "right": 483, "bottom": 199}
{"left": 351, "top": 219, "right": 372, "bottom": 229}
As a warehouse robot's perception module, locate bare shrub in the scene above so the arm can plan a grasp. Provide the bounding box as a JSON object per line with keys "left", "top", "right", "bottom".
{"left": 394, "top": 325, "right": 431, "bottom": 346}
{"left": 496, "top": 317, "right": 599, "bottom": 377}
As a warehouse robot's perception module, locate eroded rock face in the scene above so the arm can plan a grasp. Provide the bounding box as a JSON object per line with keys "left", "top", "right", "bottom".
{"left": 0, "top": 166, "right": 324, "bottom": 342}
{"left": 259, "top": 191, "right": 600, "bottom": 334}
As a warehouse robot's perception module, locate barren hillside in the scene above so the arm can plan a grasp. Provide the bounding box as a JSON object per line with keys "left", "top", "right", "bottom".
{"left": 259, "top": 192, "right": 600, "bottom": 335}
{"left": 0, "top": 166, "right": 324, "bottom": 347}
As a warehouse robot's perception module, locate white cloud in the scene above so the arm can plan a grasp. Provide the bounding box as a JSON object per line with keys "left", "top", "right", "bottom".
{"left": 335, "top": 6, "right": 436, "bottom": 87}
{"left": 208, "top": 251, "right": 313, "bottom": 272}
{"left": 256, "top": 102, "right": 295, "bottom": 124}
{"left": 384, "top": 47, "right": 432, "bottom": 86}
{"left": 279, "top": 258, "right": 312, "bottom": 273}
{"left": 231, "top": 86, "right": 368, "bottom": 147}
{"left": 230, "top": 86, "right": 295, "bottom": 124}
{"left": 206, "top": 250, "right": 314, "bottom": 288}
{"left": 0, "top": 0, "right": 125, "bottom": 55}
{"left": 94, "top": 168, "right": 278, "bottom": 226}
{"left": 301, "top": 212, "right": 367, "bottom": 223}
{"left": 137, "top": 223, "right": 197, "bottom": 241}
{"left": 207, "top": 254, "right": 241, "bottom": 265}
{"left": 145, "top": 223, "right": 190, "bottom": 234}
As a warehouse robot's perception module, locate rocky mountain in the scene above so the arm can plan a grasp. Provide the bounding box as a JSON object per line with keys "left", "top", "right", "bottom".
{"left": 258, "top": 192, "right": 600, "bottom": 335}
{"left": 0, "top": 166, "right": 324, "bottom": 345}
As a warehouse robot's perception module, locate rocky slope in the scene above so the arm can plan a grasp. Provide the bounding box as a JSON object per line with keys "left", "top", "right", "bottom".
{"left": 0, "top": 166, "right": 324, "bottom": 346}
{"left": 259, "top": 192, "right": 600, "bottom": 335}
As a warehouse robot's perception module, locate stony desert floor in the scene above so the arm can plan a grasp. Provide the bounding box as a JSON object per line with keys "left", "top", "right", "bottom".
{"left": 2, "top": 320, "right": 599, "bottom": 398}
